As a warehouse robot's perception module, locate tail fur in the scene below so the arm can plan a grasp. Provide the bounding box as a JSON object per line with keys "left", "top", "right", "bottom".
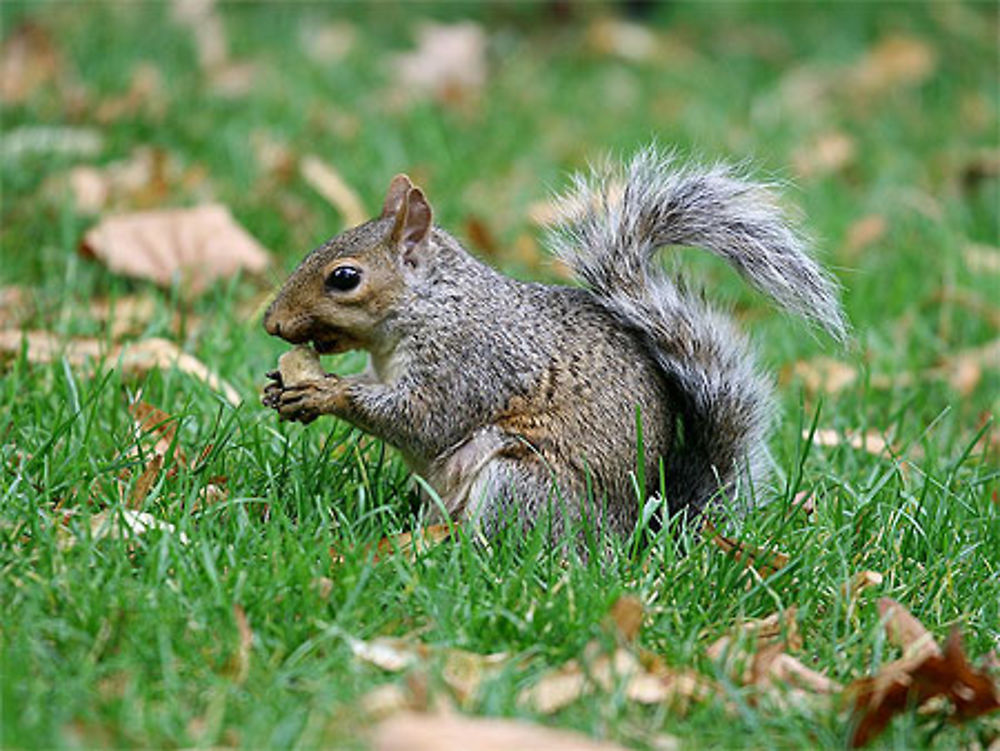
{"left": 547, "top": 146, "right": 846, "bottom": 515}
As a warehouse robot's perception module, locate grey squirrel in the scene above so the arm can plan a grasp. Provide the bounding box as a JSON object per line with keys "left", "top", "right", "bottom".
{"left": 262, "top": 147, "right": 847, "bottom": 537}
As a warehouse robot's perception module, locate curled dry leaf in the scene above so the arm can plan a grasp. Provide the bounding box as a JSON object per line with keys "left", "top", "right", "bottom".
{"left": 808, "top": 428, "right": 891, "bottom": 456}
{"left": 607, "top": 594, "right": 644, "bottom": 643}
{"left": 878, "top": 598, "right": 941, "bottom": 662}
{"left": 80, "top": 204, "right": 271, "bottom": 296}
{"left": 231, "top": 603, "right": 253, "bottom": 685}
{"left": 349, "top": 636, "right": 428, "bottom": 673}
{"left": 300, "top": 21, "right": 356, "bottom": 64}
{"left": 586, "top": 18, "right": 659, "bottom": 62}
{"left": 792, "top": 131, "right": 856, "bottom": 179}
{"left": 373, "top": 711, "right": 631, "bottom": 751}
{"left": 391, "top": 22, "right": 487, "bottom": 105}
{"left": 0, "top": 331, "right": 241, "bottom": 405}
{"left": 850, "top": 34, "right": 937, "bottom": 97}
{"left": 786, "top": 356, "right": 858, "bottom": 395}
{"left": 703, "top": 520, "right": 790, "bottom": 578}
{"left": 843, "top": 215, "right": 888, "bottom": 257}
{"left": 0, "top": 22, "right": 60, "bottom": 104}
{"left": 300, "top": 156, "right": 367, "bottom": 228}
{"left": 844, "top": 570, "right": 884, "bottom": 601}
{"left": 60, "top": 508, "right": 190, "bottom": 549}
{"left": 934, "top": 338, "right": 1000, "bottom": 396}
{"left": 331, "top": 524, "right": 456, "bottom": 565}
{"left": 847, "top": 627, "right": 1000, "bottom": 747}
{"left": 0, "top": 286, "right": 33, "bottom": 329}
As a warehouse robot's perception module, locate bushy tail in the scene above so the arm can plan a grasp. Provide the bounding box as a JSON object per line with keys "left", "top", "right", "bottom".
{"left": 546, "top": 146, "right": 847, "bottom": 515}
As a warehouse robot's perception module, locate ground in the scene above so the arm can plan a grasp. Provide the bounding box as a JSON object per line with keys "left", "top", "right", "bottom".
{"left": 1, "top": 2, "right": 998, "bottom": 749}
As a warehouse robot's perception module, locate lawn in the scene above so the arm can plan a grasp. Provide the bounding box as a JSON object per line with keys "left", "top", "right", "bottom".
{"left": 1, "top": 2, "right": 998, "bottom": 749}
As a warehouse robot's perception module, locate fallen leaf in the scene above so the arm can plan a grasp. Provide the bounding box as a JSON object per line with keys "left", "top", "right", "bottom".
{"left": 850, "top": 34, "right": 937, "bottom": 97}
{"left": 933, "top": 338, "right": 1000, "bottom": 396}
{"left": 847, "top": 627, "right": 1000, "bottom": 747}
{"left": 231, "top": 603, "right": 252, "bottom": 685}
{"left": 844, "top": 215, "right": 887, "bottom": 257}
{"left": 808, "top": 428, "right": 891, "bottom": 456}
{"left": 129, "top": 399, "right": 183, "bottom": 463}
{"left": 171, "top": 0, "right": 227, "bottom": 70}
{"left": 0, "top": 286, "right": 33, "bottom": 329}
{"left": 844, "top": 571, "right": 884, "bottom": 600}
{"left": 787, "top": 356, "right": 858, "bottom": 395}
{"left": 300, "top": 21, "right": 356, "bottom": 63}
{"left": 349, "top": 636, "right": 427, "bottom": 673}
{"left": 440, "top": 649, "right": 508, "bottom": 705}
{"left": 332, "top": 524, "right": 456, "bottom": 565}
{"left": 964, "top": 243, "right": 1000, "bottom": 275}
{"left": 792, "top": 131, "right": 856, "bottom": 178}
{"left": 373, "top": 711, "right": 631, "bottom": 751}
{"left": 607, "top": 595, "right": 644, "bottom": 643}
{"left": 60, "top": 147, "right": 179, "bottom": 213}
{"left": 0, "top": 22, "right": 60, "bottom": 104}
{"left": 703, "top": 521, "right": 790, "bottom": 578}
{"left": 76, "top": 508, "right": 189, "bottom": 547}
{"left": 126, "top": 453, "right": 163, "bottom": 509}
{"left": 391, "top": 22, "right": 487, "bottom": 105}
{"left": 80, "top": 204, "right": 271, "bottom": 295}
{"left": 361, "top": 683, "right": 412, "bottom": 719}
{"left": 94, "top": 63, "right": 165, "bottom": 124}
{"left": 0, "top": 331, "right": 241, "bottom": 405}
{"left": 791, "top": 489, "right": 816, "bottom": 515}
{"left": 587, "top": 18, "right": 658, "bottom": 62}
{"left": 300, "top": 156, "right": 367, "bottom": 228}
{"left": 878, "top": 598, "right": 941, "bottom": 662}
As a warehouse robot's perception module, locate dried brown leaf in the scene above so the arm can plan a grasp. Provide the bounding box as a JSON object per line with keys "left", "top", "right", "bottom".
{"left": 391, "top": 23, "right": 486, "bottom": 105}
{"left": 878, "top": 599, "right": 941, "bottom": 662}
{"left": 787, "top": 356, "right": 858, "bottom": 395}
{"left": 300, "top": 156, "right": 367, "bottom": 228}
{"left": 0, "top": 332, "right": 241, "bottom": 405}
{"left": 607, "top": 595, "right": 644, "bottom": 643}
{"left": 80, "top": 205, "right": 271, "bottom": 295}
{"left": 847, "top": 628, "right": 1000, "bottom": 747}
{"left": 349, "top": 636, "right": 427, "bottom": 673}
{"left": 126, "top": 453, "right": 163, "bottom": 509}
{"left": 232, "top": 603, "right": 252, "bottom": 685}
{"left": 373, "top": 711, "right": 631, "bottom": 751}
{"left": 0, "top": 286, "right": 33, "bottom": 329}
{"left": 704, "top": 521, "right": 790, "bottom": 578}
{"left": 300, "top": 22, "right": 356, "bottom": 64}
{"left": 587, "top": 18, "right": 659, "bottom": 62}
{"left": 844, "top": 571, "right": 884, "bottom": 600}
{"left": 844, "top": 215, "right": 887, "bottom": 257}
{"left": 793, "top": 131, "right": 856, "bottom": 179}
{"left": 851, "top": 34, "right": 937, "bottom": 96}
{"left": 962, "top": 243, "right": 1000, "bottom": 274}
{"left": 66, "top": 508, "right": 189, "bottom": 549}
{"left": 0, "top": 22, "right": 60, "bottom": 104}
{"left": 808, "top": 428, "right": 891, "bottom": 456}
{"left": 934, "top": 338, "right": 1000, "bottom": 396}
{"left": 332, "top": 524, "right": 456, "bottom": 565}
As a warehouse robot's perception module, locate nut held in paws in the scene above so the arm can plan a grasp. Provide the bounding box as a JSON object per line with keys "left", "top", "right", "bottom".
{"left": 277, "top": 345, "right": 325, "bottom": 386}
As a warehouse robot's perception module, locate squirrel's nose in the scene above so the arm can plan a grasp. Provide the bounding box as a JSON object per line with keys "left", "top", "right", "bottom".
{"left": 263, "top": 308, "right": 281, "bottom": 337}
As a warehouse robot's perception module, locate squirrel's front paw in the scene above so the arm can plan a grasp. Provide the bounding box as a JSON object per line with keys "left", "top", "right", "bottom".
{"left": 274, "top": 376, "right": 343, "bottom": 424}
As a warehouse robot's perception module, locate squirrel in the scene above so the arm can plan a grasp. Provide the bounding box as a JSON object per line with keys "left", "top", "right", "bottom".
{"left": 262, "top": 147, "right": 847, "bottom": 538}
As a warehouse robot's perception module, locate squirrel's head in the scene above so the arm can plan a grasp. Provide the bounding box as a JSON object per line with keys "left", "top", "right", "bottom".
{"left": 263, "top": 174, "right": 433, "bottom": 354}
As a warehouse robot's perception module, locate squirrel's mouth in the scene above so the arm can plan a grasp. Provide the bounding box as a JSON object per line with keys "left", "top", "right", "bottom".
{"left": 312, "top": 333, "right": 362, "bottom": 355}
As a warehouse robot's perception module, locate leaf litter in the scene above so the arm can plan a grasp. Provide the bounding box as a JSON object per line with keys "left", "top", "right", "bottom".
{"left": 80, "top": 204, "right": 271, "bottom": 296}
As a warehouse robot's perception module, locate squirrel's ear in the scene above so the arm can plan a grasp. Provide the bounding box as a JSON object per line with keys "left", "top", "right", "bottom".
{"left": 381, "top": 174, "right": 414, "bottom": 218}
{"left": 398, "top": 187, "right": 433, "bottom": 264}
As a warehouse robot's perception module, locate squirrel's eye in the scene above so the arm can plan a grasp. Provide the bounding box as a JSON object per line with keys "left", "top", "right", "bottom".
{"left": 325, "top": 266, "right": 362, "bottom": 292}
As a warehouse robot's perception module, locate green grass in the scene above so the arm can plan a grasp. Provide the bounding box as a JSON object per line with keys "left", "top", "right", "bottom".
{"left": 2, "top": 2, "right": 998, "bottom": 749}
